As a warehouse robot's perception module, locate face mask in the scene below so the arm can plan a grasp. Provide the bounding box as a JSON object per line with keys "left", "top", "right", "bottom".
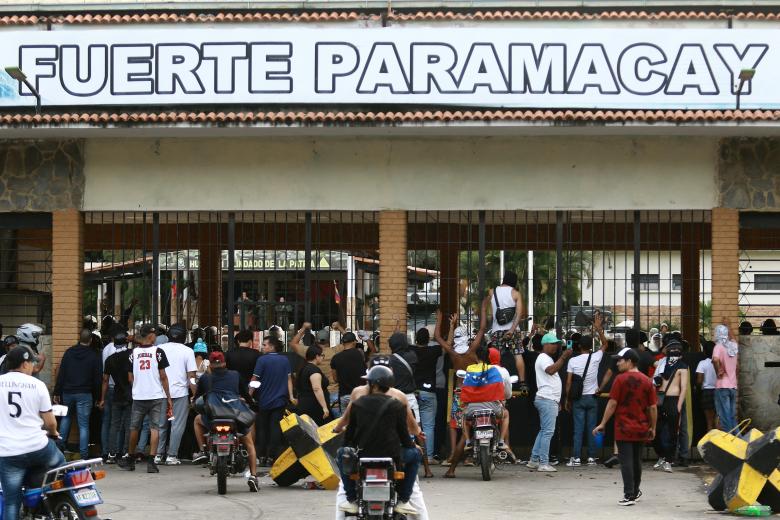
{"left": 667, "top": 355, "right": 681, "bottom": 366}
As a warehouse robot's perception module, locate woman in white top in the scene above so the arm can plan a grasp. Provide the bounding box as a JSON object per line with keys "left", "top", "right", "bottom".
{"left": 486, "top": 272, "right": 528, "bottom": 390}
{"left": 696, "top": 342, "right": 718, "bottom": 431}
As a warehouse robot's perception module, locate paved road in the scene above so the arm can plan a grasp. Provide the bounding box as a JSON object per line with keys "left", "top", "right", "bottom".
{"left": 97, "top": 462, "right": 717, "bottom": 520}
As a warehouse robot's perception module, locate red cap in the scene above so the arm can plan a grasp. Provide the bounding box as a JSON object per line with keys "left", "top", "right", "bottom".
{"left": 209, "top": 351, "right": 225, "bottom": 364}
{"left": 488, "top": 347, "right": 501, "bottom": 366}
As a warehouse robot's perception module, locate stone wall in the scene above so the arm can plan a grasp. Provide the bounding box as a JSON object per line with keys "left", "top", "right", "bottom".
{"left": 738, "top": 335, "right": 780, "bottom": 431}
{"left": 0, "top": 140, "right": 84, "bottom": 211}
{"left": 718, "top": 137, "right": 780, "bottom": 210}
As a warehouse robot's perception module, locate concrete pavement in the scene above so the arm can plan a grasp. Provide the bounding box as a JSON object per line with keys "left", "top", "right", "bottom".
{"left": 96, "top": 461, "right": 717, "bottom": 520}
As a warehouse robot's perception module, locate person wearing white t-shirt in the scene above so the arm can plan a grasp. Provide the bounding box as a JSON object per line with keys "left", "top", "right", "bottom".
{"left": 154, "top": 323, "right": 197, "bottom": 466}
{"left": 0, "top": 346, "right": 65, "bottom": 520}
{"left": 120, "top": 324, "right": 172, "bottom": 474}
{"left": 528, "top": 332, "right": 572, "bottom": 473}
{"left": 565, "top": 334, "right": 608, "bottom": 466}
{"left": 696, "top": 342, "right": 718, "bottom": 431}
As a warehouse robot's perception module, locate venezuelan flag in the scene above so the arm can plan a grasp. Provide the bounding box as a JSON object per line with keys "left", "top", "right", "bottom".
{"left": 461, "top": 363, "right": 505, "bottom": 403}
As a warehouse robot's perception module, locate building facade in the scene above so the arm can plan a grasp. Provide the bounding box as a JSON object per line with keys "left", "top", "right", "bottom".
{"left": 1, "top": 1, "right": 779, "bottom": 384}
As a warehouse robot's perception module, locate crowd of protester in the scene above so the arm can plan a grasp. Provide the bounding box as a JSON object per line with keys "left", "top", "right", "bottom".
{"left": 0, "top": 272, "right": 759, "bottom": 507}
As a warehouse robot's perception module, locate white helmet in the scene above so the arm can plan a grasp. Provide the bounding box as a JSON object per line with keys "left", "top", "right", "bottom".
{"left": 16, "top": 323, "right": 43, "bottom": 348}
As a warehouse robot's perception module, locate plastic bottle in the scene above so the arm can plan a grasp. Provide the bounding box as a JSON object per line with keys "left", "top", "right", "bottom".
{"left": 734, "top": 505, "right": 772, "bottom": 516}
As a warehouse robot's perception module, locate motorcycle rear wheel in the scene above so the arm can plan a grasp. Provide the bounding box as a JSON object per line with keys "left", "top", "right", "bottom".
{"left": 217, "top": 456, "right": 229, "bottom": 495}
{"left": 49, "top": 495, "right": 96, "bottom": 520}
{"left": 479, "top": 445, "right": 492, "bottom": 481}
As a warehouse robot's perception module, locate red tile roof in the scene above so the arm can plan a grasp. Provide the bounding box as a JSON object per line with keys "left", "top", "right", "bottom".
{"left": 1, "top": 109, "right": 778, "bottom": 127}
{"left": 1, "top": 10, "right": 779, "bottom": 26}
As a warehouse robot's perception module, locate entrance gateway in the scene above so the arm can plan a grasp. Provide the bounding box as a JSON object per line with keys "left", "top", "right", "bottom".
{"left": 0, "top": 6, "right": 777, "bottom": 409}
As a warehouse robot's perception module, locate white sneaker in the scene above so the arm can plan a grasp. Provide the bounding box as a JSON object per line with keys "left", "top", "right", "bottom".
{"left": 395, "top": 501, "right": 418, "bottom": 515}
{"left": 586, "top": 458, "right": 597, "bottom": 466}
{"left": 653, "top": 458, "right": 665, "bottom": 470}
{"left": 537, "top": 464, "right": 557, "bottom": 472}
{"left": 165, "top": 456, "right": 181, "bottom": 465}
{"left": 338, "top": 501, "right": 358, "bottom": 514}
{"left": 526, "top": 460, "right": 540, "bottom": 469}
{"left": 663, "top": 461, "right": 673, "bottom": 473}
{"left": 153, "top": 455, "right": 163, "bottom": 465}
{"left": 566, "top": 458, "right": 581, "bottom": 467}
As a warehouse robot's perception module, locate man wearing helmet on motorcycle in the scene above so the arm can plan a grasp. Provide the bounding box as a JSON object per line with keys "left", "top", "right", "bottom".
{"left": 16, "top": 324, "right": 46, "bottom": 376}
{"left": 0, "top": 346, "right": 65, "bottom": 520}
{"left": 337, "top": 363, "right": 420, "bottom": 516}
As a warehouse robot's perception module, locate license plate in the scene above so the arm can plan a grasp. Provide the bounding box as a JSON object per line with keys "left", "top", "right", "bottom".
{"left": 72, "top": 487, "right": 102, "bottom": 507}
{"left": 475, "top": 429, "right": 493, "bottom": 439}
{"left": 362, "top": 484, "right": 391, "bottom": 502}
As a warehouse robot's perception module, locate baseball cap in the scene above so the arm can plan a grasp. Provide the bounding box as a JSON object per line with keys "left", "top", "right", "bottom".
{"left": 209, "top": 351, "right": 225, "bottom": 365}
{"left": 541, "top": 332, "right": 563, "bottom": 345}
{"left": 612, "top": 347, "right": 639, "bottom": 363}
{"left": 4, "top": 345, "right": 38, "bottom": 370}
{"left": 665, "top": 340, "right": 683, "bottom": 355}
{"left": 341, "top": 331, "right": 357, "bottom": 344}
{"left": 315, "top": 330, "right": 330, "bottom": 344}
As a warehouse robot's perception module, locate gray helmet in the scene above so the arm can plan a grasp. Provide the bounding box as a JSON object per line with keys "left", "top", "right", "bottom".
{"left": 366, "top": 365, "right": 394, "bottom": 388}
{"left": 16, "top": 323, "right": 42, "bottom": 348}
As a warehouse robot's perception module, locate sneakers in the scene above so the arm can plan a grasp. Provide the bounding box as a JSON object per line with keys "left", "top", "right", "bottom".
{"left": 618, "top": 496, "right": 636, "bottom": 506}
{"left": 247, "top": 476, "right": 259, "bottom": 492}
{"left": 549, "top": 456, "right": 560, "bottom": 466}
{"left": 395, "top": 501, "right": 418, "bottom": 515}
{"left": 634, "top": 490, "right": 643, "bottom": 502}
{"left": 153, "top": 455, "right": 164, "bottom": 465}
{"left": 586, "top": 457, "right": 597, "bottom": 466}
{"left": 147, "top": 460, "right": 159, "bottom": 474}
{"left": 537, "top": 464, "right": 557, "bottom": 472}
{"left": 105, "top": 453, "right": 117, "bottom": 465}
{"left": 338, "top": 501, "right": 358, "bottom": 514}
{"left": 653, "top": 458, "right": 665, "bottom": 470}
{"left": 526, "top": 460, "right": 540, "bottom": 469}
{"left": 118, "top": 454, "right": 135, "bottom": 471}
{"left": 604, "top": 454, "right": 620, "bottom": 468}
{"left": 662, "top": 461, "right": 673, "bottom": 473}
{"left": 192, "top": 452, "right": 208, "bottom": 464}
{"left": 566, "top": 457, "right": 581, "bottom": 467}
{"left": 165, "top": 456, "right": 182, "bottom": 466}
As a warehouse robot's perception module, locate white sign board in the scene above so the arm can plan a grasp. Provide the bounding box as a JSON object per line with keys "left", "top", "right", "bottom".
{"left": 0, "top": 27, "right": 774, "bottom": 109}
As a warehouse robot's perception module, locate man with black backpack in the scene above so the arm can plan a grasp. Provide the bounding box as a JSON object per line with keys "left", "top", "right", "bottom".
{"left": 565, "top": 333, "right": 608, "bottom": 466}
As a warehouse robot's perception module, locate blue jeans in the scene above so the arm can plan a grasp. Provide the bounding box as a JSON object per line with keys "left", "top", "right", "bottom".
{"left": 0, "top": 440, "right": 66, "bottom": 520}
{"left": 59, "top": 393, "right": 93, "bottom": 459}
{"left": 337, "top": 447, "right": 421, "bottom": 504}
{"left": 100, "top": 387, "right": 114, "bottom": 456}
{"left": 157, "top": 396, "right": 190, "bottom": 458}
{"left": 714, "top": 388, "right": 737, "bottom": 432}
{"left": 417, "top": 390, "right": 437, "bottom": 456}
{"left": 531, "top": 397, "right": 559, "bottom": 465}
{"left": 572, "top": 395, "right": 597, "bottom": 459}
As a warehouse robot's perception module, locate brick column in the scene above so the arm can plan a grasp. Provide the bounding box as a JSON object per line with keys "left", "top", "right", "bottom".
{"left": 52, "top": 209, "right": 83, "bottom": 372}
{"left": 711, "top": 208, "right": 740, "bottom": 330}
{"left": 379, "top": 211, "right": 408, "bottom": 347}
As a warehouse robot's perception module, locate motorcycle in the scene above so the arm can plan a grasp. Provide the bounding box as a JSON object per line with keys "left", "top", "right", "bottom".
{"left": 8, "top": 458, "right": 108, "bottom": 520}
{"left": 469, "top": 409, "right": 502, "bottom": 481}
{"left": 207, "top": 418, "right": 247, "bottom": 495}
{"left": 346, "top": 457, "right": 407, "bottom": 520}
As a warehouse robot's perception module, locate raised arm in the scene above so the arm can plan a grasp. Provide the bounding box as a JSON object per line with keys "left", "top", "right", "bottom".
{"left": 290, "top": 322, "right": 311, "bottom": 358}
{"left": 545, "top": 349, "right": 572, "bottom": 375}
{"left": 467, "top": 296, "right": 490, "bottom": 353}
{"left": 434, "top": 309, "right": 453, "bottom": 352}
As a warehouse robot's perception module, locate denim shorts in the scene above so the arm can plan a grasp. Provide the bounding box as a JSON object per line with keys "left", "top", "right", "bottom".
{"left": 130, "top": 399, "right": 165, "bottom": 431}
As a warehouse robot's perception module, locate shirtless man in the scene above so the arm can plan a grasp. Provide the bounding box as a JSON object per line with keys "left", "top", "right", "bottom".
{"left": 652, "top": 340, "right": 688, "bottom": 473}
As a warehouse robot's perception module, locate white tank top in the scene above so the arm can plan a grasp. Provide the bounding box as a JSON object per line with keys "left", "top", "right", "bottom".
{"left": 491, "top": 286, "right": 516, "bottom": 331}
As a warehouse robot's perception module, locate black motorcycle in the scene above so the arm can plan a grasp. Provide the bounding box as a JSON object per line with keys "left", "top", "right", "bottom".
{"left": 207, "top": 418, "right": 247, "bottom": 495}
{"left": 346, "top": 457, "right": 407, "bottom": 520}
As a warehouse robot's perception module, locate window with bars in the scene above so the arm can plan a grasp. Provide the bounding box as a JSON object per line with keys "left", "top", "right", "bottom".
{"left": 754, "top": 274, "right": 780, "bottom": 291}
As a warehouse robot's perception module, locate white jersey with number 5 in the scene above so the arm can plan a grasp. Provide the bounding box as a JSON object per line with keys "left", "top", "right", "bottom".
{"left": 0, "top": 371, "right": 52, "bottom": 456}
{"left": 130, "top": 346, "right": 170, "bottom": 400}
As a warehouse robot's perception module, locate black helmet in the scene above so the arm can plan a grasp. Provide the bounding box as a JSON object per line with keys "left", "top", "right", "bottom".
{"left": 366, "top": 365, "right": 394, "bottom": 388}
{"left": 3, "top": 335, "right": 19, "bottom": 351}
{"left": 168, "top": 323, "right": 187, "bottom": 343}
{"left": 114, "top": 329, "right": 129, "bottom": 346}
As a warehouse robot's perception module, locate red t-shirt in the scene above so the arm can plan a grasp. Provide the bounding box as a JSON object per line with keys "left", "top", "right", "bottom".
{"left": 609, "top": 370, "right": 657, "bottom": 442}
